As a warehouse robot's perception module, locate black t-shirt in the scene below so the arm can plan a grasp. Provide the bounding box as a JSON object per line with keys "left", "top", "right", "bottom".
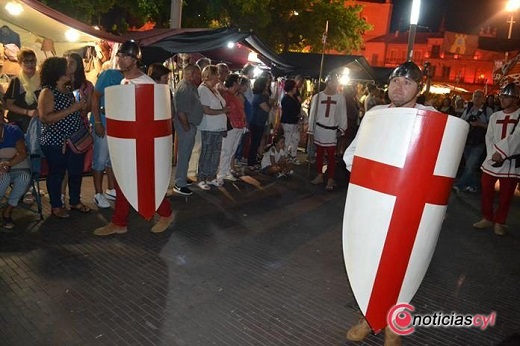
{"left": 5, "top": 77, "right": 40, "bottom": 132}
{"left": 280, "top": 94, "right": 301, "bottom": 124}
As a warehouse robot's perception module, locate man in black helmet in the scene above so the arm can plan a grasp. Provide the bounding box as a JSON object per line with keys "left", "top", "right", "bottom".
{"left": 473, "top": 82, "right": 520, "bottom": 236}
{"left": 342, "top": 61, "right": 435, "bottom": 346}
{"left": 344, "top": 61, "right": 435, "bottom": 171}
{"left": 94, "top": 40, "right": 174, "bottom": 236}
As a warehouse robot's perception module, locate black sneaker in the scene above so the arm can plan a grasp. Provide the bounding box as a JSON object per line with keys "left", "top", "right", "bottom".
{"left": 173, "top": 184, "right": 193, "bottom": 196}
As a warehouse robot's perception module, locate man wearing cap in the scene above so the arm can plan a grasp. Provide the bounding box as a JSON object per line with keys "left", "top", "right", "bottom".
{"left": 343, "top": 61, "right": 435, "bottom": 346}
{"left": 308, "top": 74, "right": 348, "bottom": 191}
{"left": 94, "top": 40, "right": 174, "bottom": 236}
{"left": 473, "top": 82, "right": 520, "bottom": 236}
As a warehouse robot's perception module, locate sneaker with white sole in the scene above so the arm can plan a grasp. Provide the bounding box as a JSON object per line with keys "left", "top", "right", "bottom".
{"left": 105, "top": 189, "right": 116, "bottom": 200}
{"left": 223, "top": 174, "right": 237, "bottom": 181}
{"left": 207, "top": 178, "right": 224, "bottom": 187}
{"left": 94, "top": 193, "right": 111, "bottom": 208}
{"left": 173, "top": 184, "right": 193, "bottom": 196}
{"left": 197, "top": 181, "right": 211, "bottom": 190}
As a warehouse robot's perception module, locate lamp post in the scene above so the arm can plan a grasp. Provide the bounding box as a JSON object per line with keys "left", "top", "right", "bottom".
{"left": 406, "top": 0, "right": 421, "bottom": 62}
{"left": 505, "top": 0, "right": 520, "bottom": 61}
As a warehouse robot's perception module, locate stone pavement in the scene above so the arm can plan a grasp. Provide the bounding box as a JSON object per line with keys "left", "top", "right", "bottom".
{"left": 0, "top": 159, "right": 519, "bottom": 346}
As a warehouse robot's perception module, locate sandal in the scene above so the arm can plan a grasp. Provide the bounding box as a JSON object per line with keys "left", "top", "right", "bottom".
{"left": 52, "top": 207, "right": 70, "bottom": 219}
{"left": 3, "top": 216, "right": 15, "bottom": 230}
{"left": 70, "top": 203, "right": 91, "bottom": 213}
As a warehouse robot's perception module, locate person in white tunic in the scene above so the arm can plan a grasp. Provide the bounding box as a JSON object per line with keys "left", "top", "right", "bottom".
{"left": 343, "top": 61, "right": 435, "bottom": 346}
{"left": 473, "top": 82, "right": 520, "bottom": 236}
{"left": 308, "top": 74, "right": 347, "bottom": 190}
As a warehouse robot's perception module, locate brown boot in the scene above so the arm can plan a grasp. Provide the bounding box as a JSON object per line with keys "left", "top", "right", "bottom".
{"left": 93, "top": 222, "right": 127, "bottom": 236}
{"left": 311, "top": 174, "right": 324, "bottom": 185}
{"left": 151, "top": 213, "right": 175, "bottom": 233}
{"left": 346, "top": 318, "right": 372, "bottom": 341}
{"left": 384, "top": 327, "right": 402, "bottom": 346}
{"left": 473, "top": 218, "right": 493, "bottom": 229}
{"left": 494, "top": 223, "right": 506, "bottom": 236}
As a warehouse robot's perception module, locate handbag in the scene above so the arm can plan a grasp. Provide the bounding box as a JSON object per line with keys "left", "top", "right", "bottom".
{"left": 66, "top": 125, "right": 93, "bottom": 154}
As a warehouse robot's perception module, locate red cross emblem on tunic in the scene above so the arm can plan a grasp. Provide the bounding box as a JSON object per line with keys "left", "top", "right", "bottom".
{"left": 496, "top": 114, "right": 518, "bottom": 139}
{"left": 349, "top": 113, "right": 454, "bottom": 331}
{"left": 106, "top": 84, "right": 172, "bottom": 219}
{"left": 321, "top": 96, "right": 337, "bottom": 117}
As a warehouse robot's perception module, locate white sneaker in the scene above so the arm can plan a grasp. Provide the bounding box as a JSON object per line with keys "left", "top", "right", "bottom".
{"left": 223, "top": 174, "right": 237, "bottom": 181}
{"left": 94, "top": 193, "right": 111, "bottom": 208}
{"left": 105, "top": 189, "right": 116, "bottom": 200}
{"left": 197, "top": 181, "right": 211, "bottom": 190}
{"left": 207, "top": 178, "right": 224, "bottom": 187}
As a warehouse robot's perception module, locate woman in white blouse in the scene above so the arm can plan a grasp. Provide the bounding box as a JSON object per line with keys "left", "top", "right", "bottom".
{"left": 196, "top": 65, "right": 229, "bottom": 190}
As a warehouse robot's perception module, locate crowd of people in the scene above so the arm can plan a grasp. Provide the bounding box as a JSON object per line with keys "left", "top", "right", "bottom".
{"left": 0, "top": 41, "right": 517, "bottom": 244}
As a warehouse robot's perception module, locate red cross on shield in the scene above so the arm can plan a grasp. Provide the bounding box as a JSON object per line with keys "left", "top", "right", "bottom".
{"left": 105, "top": 84, "right": 172, "bottom": 220}
{"left": 343, "top": 108, "right": 469, "bottom": 332}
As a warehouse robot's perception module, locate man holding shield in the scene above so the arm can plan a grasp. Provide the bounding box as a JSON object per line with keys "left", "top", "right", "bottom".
{"left": 93, "top": 41, "right": 174, "bottom": 236}
{"left": 343, "top": 61, "right": 436, "bottom": 345}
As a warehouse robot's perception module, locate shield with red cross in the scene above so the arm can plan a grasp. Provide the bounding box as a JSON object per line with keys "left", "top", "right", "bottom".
{"left": 343, "top": 108, "right": 469, "bottom": 332}
{"left": 105, "top": 84, "right": 172, "bottom": 220}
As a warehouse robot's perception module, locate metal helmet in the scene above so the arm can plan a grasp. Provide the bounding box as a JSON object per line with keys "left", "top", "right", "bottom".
{"left": 324, "top": 73, "right": 339, "bottom": 84}
{"left": 500, "top": 82, "right": 520, "bottom": 98}
{"left": 388, "top": 61, "right": 423, "bottom": 85}
{"left": 117, "top": 40, "right": 141, "bottom": 60}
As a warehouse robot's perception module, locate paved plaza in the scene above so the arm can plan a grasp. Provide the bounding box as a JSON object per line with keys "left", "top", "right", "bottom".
{"left": 0, "top": 159, "right": 519, "bottom": 346}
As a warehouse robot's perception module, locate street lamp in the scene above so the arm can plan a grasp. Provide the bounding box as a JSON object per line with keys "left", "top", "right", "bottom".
{"left": 505, "top": 0, "right": 520, "bottom": 61}
{"left": 406, "top": 0, "right": 421, "bottom": 62}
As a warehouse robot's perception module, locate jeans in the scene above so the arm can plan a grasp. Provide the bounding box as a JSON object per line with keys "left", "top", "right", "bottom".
{"left": 92, "top": 131, "right": 111, "bottom": 171}
{"left": 41, "top": 144, "right": 86, "bottom": 208}
{"left": 198, "top": 131, "right": 223, "bottom": 181}
{"left": 0, "top": 170, "right": 31, "bottom": 207}
{"left": 455, "top": 143, "right": 485, "bottom": 190}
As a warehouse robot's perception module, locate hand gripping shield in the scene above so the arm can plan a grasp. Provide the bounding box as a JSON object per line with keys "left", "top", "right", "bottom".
{"left": 105, "top": 84, "right": 172, "bottom": 219}
{"left": 343, "top": 108, "right": 468, "bottom": 332}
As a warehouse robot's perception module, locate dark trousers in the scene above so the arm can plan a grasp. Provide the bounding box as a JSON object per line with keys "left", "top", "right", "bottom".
{"left": 41, "top": 144, "right": 85, "bottom": 208}
{"left": 247, "top": 124, "right": 264, "bottom": 166}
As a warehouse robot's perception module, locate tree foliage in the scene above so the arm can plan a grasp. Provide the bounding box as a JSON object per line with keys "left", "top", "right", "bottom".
{"left": 183, "top": 0, "right": 371, "bottom": 53}
{"left": 42, "top": 0, "right": 370, "bottom": 53}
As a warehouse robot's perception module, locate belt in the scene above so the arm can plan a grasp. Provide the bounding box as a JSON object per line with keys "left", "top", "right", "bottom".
{"left": 316, "top": 122, "right": 338, "bottom": 130}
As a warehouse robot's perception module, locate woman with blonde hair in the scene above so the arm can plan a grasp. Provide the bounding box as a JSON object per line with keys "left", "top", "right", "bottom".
{"left": 196, "top": 65, "right": 229, "bottom": 190}
{"left": 4, "top": 48, "right": 41, "bottom": 132}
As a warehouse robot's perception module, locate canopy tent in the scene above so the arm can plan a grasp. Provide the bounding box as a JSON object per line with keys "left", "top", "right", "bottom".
{"left": 0, "top": 0, "right": 123, "bottom": 74}
{"left": 124, "top": 27, "right": 295, "bottom": 74}
{"left": 279, "top": 52, "right": 378, "bottom": 83}
{"left": 0, "top": 0, "right": 122, "bottom": 48}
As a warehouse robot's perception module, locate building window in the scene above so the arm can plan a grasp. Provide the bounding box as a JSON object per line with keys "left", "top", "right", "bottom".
{"left": 372, "top": 54, "right": 378, "bottom": 66}
{"left": 390, "top": 50, "right": 396, "bottom": 62}
{"left": 414, "top": 51, "right": 422, "bottom": 63}
{"left": 431, "top": 45, "right": 440, "bottom": 58}
{"left": 442, "top": 66, "right": 451, "bottom": 79}
{"left": 430, "top": 66, "right": 437, "bottom": 77}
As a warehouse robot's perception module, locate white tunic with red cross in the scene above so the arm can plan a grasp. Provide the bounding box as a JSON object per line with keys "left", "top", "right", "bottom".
{"left": 308, "top": 91, "right": 348, "bottom": 147}
{"left": 481, "top": 108, "right": 520, "bottom": 178}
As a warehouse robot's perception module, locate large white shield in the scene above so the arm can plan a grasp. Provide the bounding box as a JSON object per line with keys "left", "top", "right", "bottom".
{"left": 343, "top": 108, "right": 468, "bottom": 332}
{"left": 105, "top": 84, "right": 172, "bottom": 220}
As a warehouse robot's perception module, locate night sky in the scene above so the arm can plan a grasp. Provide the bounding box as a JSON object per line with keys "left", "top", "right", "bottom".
{"left": 389, "top": 0, "right": 519, "bottom": 38}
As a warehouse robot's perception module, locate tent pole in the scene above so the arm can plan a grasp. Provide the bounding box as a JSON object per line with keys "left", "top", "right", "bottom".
{"left": 307, "top": 20, "right": 328, "bottom": 176}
